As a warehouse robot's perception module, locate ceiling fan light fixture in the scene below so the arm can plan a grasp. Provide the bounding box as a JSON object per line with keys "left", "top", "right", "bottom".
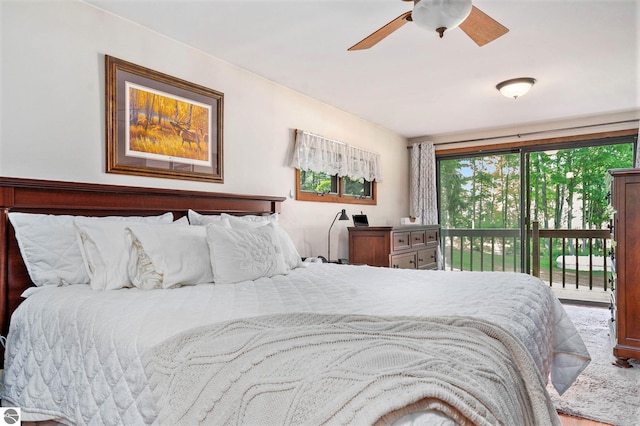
{"left": 496, "top": 77, "right": 536, "bottom": 99}
{"left": 411, "top": 0, "right": 473, "bottom": 37}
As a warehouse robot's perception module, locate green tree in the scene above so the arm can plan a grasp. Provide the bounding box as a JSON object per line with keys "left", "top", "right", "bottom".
{"left": 439, "top": 158, "right": 470, "bottom": 228}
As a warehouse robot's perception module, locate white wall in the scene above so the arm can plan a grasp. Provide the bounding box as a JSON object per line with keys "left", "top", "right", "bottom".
{"left": 0, "top": 0, "right": 410, "bottom": 260}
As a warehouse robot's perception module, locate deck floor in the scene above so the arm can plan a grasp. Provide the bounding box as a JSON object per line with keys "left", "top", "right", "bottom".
{"left": 548, "top": 282, "right": 611, "bottom": 304}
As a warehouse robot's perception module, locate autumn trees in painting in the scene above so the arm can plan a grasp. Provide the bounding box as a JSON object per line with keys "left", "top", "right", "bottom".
{"left": 127, "top": 84, "right": 211, "bottom": 164}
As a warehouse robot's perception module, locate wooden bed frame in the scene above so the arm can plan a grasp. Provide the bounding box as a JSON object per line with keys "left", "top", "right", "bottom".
{"left": 0, "top": 177, "right": 285, "bottom": 360}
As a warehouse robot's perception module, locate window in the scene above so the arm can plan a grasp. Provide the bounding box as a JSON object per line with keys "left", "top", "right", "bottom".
{"left": 291, "top": 130, "right": 381, "bottom": 205}
{"left": 343, "top": 176, "right": 372, "bottom": 198}
{"left": 299, "top": 170, "right": 336, "bottom": 194}
{"left": 296, "top": 169, "right": 376, "bottom": 204}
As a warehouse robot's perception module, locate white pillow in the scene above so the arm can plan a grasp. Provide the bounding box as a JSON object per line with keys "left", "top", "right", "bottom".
{"left": 223, "top": 214, "right": 303, "bottom": 271}
{"left": 173, "top": 215, "right": 190, "bottom": 225}
{"left": 74, "top": 219, "right": 135, "bottom": 291}
{"left": 8, "top": 212, "right": 173, "bottom": 286}
{"left": 221, "top": 212, "right": 278, "bottom": 225}
{"left": 188, "top": 209, "right": 228, "bottom": 226}
{"left": 279, "top": 230, "right": 304, "bottom": 270}
{"left": 127, "top": 223, "right": 214, "bottom": 289}
{"left": 206, "top": 222, "right": 286, "bottom": 284}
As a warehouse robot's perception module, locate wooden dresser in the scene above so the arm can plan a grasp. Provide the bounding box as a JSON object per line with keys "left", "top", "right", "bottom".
{"left": 348, "top": 225, "right": 440, "bottom": 270}
{"left": 609, "top": 168, "right": 640, "bottom": 367}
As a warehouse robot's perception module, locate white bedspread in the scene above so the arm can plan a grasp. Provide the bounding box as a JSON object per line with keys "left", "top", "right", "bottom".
{"left": 2, "top": 264, "right": 590, "bottom": 425}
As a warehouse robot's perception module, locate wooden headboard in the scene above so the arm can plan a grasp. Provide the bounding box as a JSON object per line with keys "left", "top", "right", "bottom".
{"left": 0, "top": 177, "right": 285, "bottom": 351}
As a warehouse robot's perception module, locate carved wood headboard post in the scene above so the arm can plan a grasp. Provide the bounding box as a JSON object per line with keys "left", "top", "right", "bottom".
{"left": 0, "top": 184, "right": 16, "bottom": 349}
{"left": 0, "top": 177, "right": 285, "bottom": 361}
{"left": 0, "top": 207, "right": 9, "bottom": 345}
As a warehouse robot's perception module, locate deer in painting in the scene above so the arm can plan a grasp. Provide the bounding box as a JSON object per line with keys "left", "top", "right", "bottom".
{"left": 169, "top": 121, "right": 206, "bottom": 150}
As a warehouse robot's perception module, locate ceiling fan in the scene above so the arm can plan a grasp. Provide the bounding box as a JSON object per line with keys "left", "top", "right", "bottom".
{"left": 348, "top": 0, "right": 508, "bottom": 51}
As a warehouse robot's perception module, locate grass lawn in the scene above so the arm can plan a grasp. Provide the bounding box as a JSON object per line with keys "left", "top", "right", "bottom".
{"left": 443, "top": 247, "right": 611, "bottom": 290}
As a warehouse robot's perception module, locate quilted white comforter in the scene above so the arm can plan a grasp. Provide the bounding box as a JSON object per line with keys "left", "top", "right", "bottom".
{"left": 2, "top": 264, "right": 590, "bottom": 425}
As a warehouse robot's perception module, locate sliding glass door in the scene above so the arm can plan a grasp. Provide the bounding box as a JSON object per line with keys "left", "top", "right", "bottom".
{"left": 524, "top": 140, "right": 634, "bottom": 285}
{"left": 438, "top": 135, "right": 637, "bottom": 274}
{"left": 439, "top": 151, "right": 523, "bottom": 272}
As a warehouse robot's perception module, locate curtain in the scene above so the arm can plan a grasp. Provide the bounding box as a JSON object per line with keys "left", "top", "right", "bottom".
{"left": 348, "top": 145, "right": 383, "bottom": 182}
{"left": 410, "top": 141, "right": 442, "bottom": 269}
{"left": 410, "top": 142, "right": 438, "bottom": 224}
{"left": 290, "top": 130, "right": 383, "bottom": 182}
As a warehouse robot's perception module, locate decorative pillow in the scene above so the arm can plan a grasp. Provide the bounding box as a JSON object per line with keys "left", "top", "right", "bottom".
{"left": 127, "top": 223, "right": 214, "bottom": 289}
{"left": 206, "top": 222, "right": 286, "bottom": 284}
{"left": 8, "top": 212, "right": 173, "bottom": 286}
{"left": 222, "top": 214, "right": 303, "bottom": 271}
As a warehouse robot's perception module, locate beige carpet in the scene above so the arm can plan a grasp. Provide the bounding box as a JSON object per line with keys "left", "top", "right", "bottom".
{"left": 548, "top": 303, "right": 640, "bottom": 426}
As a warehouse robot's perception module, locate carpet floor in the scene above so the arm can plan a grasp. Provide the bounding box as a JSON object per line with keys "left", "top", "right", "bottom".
{"left": 548, "top": 303, "right": 640, "bottom": 426}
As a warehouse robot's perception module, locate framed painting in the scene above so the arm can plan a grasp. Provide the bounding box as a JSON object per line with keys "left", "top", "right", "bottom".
{"left": 106, "top": 55, "right": 223, "bottom": 182}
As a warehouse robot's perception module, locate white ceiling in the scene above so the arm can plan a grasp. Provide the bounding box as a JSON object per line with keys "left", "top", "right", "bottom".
{"left": 85, "top": 0, "right": 639, "bottom": 139}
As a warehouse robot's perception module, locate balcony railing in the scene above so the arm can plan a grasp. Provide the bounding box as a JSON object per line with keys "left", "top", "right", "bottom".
{"left": 441, "top": 223, "right": 613, "bottom": 292}
{"left": 441, "top": 228, "right": 522, "bottom": 272}
{"left": 530, "top": 221, "right": 612, "bottom": 291}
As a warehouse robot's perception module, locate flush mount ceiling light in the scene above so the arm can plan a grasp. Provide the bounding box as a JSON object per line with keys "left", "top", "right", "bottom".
{"left": 411, "top": 0, "right": 473, "bottom": 38}
{"left": 496, "top": 77, "right": 536, "bottom": 99}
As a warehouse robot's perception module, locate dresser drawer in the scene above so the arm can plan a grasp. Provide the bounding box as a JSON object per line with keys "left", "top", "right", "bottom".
{"left": 390, "top": 252, "right": 416, "bottom": 269}
{"left": 425, "top": 229, "right": 439, "bottom": 246}
{"left": 393, "top": 232, "right": 411, "bottom": 251}
{"left": 417, "top": 247, "right": 438, "bottom": 269}
{"left": 410, "top": 230, "right": 426, "bottom": 248}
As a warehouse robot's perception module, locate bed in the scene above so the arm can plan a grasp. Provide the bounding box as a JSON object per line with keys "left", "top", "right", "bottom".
{"left": 0, "top": 177, "right": 591, "bottom": 425}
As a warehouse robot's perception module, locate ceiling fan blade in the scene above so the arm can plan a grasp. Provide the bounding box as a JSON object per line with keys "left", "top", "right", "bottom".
{"left": 458, "top": 6, "right": 509, "bottom": 46}
{"left": 348, "top": 11, "right": 412, "bottom": 51}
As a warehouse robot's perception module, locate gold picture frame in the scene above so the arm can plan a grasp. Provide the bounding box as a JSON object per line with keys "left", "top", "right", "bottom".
{"left": 106, "top": 55, "right": 223, "bottom": 182}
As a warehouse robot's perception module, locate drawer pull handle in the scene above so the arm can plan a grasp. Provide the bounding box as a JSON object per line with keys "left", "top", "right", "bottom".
{"left": 409, "top": 260, "right": 414, "bottom": 264}
{"left": 398, "top": 239, "right": 405, "bottom": 243}
{"left": 418, "top": 258, "right": 424, "bottom": 262}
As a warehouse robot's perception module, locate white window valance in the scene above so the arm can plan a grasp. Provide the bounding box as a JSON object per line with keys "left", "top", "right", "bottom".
{"left": 290, "top": 130, "right": 383, "bottom": 182}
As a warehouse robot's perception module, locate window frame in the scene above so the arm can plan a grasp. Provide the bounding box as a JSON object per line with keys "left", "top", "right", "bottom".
{"left": 295, "top": 169, "right": 377, "bottom": 205}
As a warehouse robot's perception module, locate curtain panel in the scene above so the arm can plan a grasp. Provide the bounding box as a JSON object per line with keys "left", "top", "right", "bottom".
{"left": 410, "top": 142, "right": 438, "bottom": 225}
{"left": 410, "top": 141, "right": 442, "bottom": 269}
{"left": 290, "top": 130, "right": 383, "bottom": 182}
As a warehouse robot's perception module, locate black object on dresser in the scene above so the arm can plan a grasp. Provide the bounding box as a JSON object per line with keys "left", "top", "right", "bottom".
{"left": 609, "top": 168, "right": 640, "bottom": 367}
{"left": 348, "top": 225, "right": 440, "bottom": 270}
